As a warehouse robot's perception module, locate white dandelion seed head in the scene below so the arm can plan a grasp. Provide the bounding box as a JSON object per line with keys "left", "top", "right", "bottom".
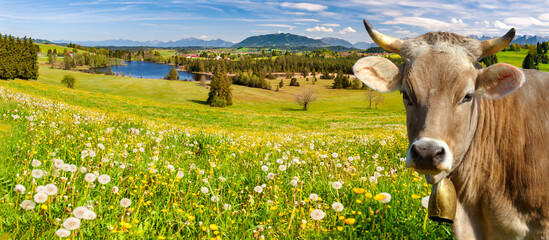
{"left": 36, "top": 185, "right": 46, "bottom": 193}
{"left": 266, "top": 173, "right": 275, "bottom": 180}
{"left": 63, "top": 217, "right": 81, "bottom": 230}
{"left": 200, "top": 187, "right": 209, "bottom": 194}
{"left": 72, "top": 206, "right": 90, "bottom": 219}
{"left": 80, "top": 167, "right": 87, "bottom": 173}
{"left": 379, "top": 192, "right": 392, "bottom": 204}
{"left": 31, "top": 159, "right": 41, "bottom": 167}
{"left": 279, "top": 165, "right": 286, "bottom": 171}
{"left": 177, "top": 171, "right": 184, "bottom": 178}
{"left": 34, "top": 193, "right": 48, "bottom": 203}
{"left": 44, "top": 184, "right": 58, "bottom": 196}
{"left": 332, "top": 181, "right": 342, "bottom": 190}
{"left": 254, "top": 186, "right": 263, "bottom": 193}
{"left": 62, "top": 164, "right": 71, "bottom": 172}
{"left": 112, "top": 186, "right": 119, "bottom": 194}
{"left": 290, "top": 179, "right": 298, "bottom": 187}
{"left": 332, "top": 153, "right": 338, "bottom": 158}
{"left": 261, "top": 165, "right": 268, "bottom": 172}
{"left": 309, "top": 193, "right": 319, "bottom": 201}
{"left": 55, "top": 228, "right": 71, "bottom": 238}
{"left": 84, "top": 173, "right": 96, "bottom": 183}
{"left": 31, "top": 169, "right": 44, "bottom": 179}
{"left": 310, "top": 209, "right": 326, "bottom": 220}
{"left": 20, "top": 200, "right": 36, "bottom": 210}
{"left": 98, "top": 175, "right": 111, "bottom": 184}
{"left": 83, "top": 210, "right": 97, "bottom": 220}
{"left": 211, "top": 195, "right": 220, "bottom": 202}
{"left": 218, "top": 176, "right": 226, "bottom": 182}
{"left": 14, "top": 184, "right": 26, "bottom": 194}
{"left": 331, "top": 202, "right": 344, "bottom": 212}
{"left": 120, "top": 198, "right": 131, "bottom": 208}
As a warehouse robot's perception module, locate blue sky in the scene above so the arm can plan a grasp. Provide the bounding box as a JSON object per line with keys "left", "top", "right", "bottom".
{"left": 1, "top": 0, "right": 549, "bottom": 44}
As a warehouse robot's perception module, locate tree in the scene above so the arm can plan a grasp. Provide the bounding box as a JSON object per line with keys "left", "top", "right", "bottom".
{"left": 61, "top": 74, "right": 76, "bottom": 88}
{"left": 522, "top": 52, "right": 538, "bottom": 69}
{"left": 279, "top": 79, "right": 284, "bottom": 88}
{"left": 295, "top": 87, "right": 318, "bottom": 111}
{"left": 48, "top": 54, "right": 57, "bottom": 68}
{"left": 366, "top": 88, "right": 384, "bottom": 109}
{"left": 481, "top": 54, "right": 498, "bottom": 67}
{"left": 207, "top": 60, "right": 232, "bottom": 107}
{"left": 166, "top": 65, "right": 179, "bottom": 80}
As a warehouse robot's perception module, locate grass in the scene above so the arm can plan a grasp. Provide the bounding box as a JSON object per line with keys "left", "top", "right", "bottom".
{"left": 0, "top": 64, "right": 453, "bottom": 239}
{"left": 496, "top": 49, "right": 549, "bottom": 71}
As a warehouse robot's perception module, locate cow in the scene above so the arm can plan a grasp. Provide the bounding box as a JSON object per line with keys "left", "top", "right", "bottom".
{"left": 353, "top": 19, "right": 549, "bottom": 239}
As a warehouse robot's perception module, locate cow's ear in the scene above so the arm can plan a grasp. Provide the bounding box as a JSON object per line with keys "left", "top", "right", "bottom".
{"left": 477, "top": 63, "right": 525, "bottom": 100}
{"left": 353, "top": 57, "right": 401, "bottom": 92}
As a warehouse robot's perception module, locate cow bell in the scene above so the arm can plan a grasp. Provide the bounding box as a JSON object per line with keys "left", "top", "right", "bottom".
{"left": 428, "top": 178, "right": 457, "bottom": 223}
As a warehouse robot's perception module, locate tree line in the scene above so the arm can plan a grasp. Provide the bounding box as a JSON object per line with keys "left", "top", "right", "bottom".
{"left": 0, "top": 34, "right": 39, "bottom": 80}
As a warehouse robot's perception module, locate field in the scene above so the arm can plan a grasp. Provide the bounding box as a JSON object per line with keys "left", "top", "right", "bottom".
{"left": 0, "top": 62, "right": 457, "bottom": 239}
{"left": 496, "top": 49, "right": 549, "bottom": 71}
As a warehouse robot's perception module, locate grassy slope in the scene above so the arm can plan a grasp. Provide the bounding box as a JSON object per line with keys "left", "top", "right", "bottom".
{"left": 22, "top": 65, "right": 405, "bottom": 133}
{"left": 496, "top": 49, "right": 549, "bottom": 71}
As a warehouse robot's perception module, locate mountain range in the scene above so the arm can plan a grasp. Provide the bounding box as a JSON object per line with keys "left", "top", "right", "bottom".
{"left": 54, "top": 37, "right": 234, "bottom": 47}
{"left": 52, "top": 33, "right": 549, "bottom": 49}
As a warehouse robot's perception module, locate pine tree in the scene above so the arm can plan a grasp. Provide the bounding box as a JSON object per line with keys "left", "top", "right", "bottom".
{"left": 207, "top": 60, "right": 232, "bottom": 107}
{"left": 522, "top": 52, "right": 538, "bottom": 70}
{"left": 166, "top": 65, "right": 179, "bottom": 80}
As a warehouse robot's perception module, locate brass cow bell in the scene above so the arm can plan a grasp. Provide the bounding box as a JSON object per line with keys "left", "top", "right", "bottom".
{"left": 428, "top": 178, "right": 457, "bottom": 223}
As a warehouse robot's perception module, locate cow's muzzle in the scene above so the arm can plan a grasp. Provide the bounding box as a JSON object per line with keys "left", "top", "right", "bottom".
{"left": 406, "top": 138, "right": 452, "bottom": 173}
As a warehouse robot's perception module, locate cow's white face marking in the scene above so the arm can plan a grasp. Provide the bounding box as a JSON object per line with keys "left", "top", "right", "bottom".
{"left": 406, "top": 137, "right": 453, "bottom": 184}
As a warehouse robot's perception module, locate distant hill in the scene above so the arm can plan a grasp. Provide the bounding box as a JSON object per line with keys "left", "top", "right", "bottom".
{"left": 467, "top": 34, "right": 549, "bottom": 45}
{"left": 352, "top": 41, "right": 377, "bottom": 50}
{"left": 320, "top": 37, "right": 354, "bottom": 48}
{"left": 53, "top": 38, "right": 233, "bottom": 47}
{"left": 232, "top": 33, "right": 329, "bottom": 48}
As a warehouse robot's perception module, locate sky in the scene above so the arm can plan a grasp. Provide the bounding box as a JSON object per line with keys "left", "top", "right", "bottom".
{"left": 1, "top": 0, "right": 549, "bottom": 44}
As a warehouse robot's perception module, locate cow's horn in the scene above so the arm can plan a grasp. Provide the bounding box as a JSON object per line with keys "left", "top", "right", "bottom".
{"left": 480, "top": 28, "right": 516, "bottom": 57}
{"left": 362, "top": 19, "right": 402, "bottom": 54}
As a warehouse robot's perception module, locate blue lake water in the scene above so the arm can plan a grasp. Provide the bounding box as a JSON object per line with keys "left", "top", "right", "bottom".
{"left": 96, "top": 61, "right": 210, "bottom": 81}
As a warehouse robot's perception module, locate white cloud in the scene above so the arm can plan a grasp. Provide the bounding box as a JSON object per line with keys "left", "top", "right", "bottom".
{"left": 322, "top": 23, "right": 340, "bottom": 27}
{"left": 383, "top": 10, "right": 401, "bottom": 17}
{"left": 257, "top": 24, "right": 295, "bottom": 30}
{"left": 504, "top": 17, "right": 549, "bottom": 27}
{"left": 395, "top": 30, "right": 411, "bottom": 34}
{"left": 306, "top": 26, "right": 334, "bottom": 32}
{"left": 199, "top": 35, "right": 208, "bottom": 39}
{"left": 494, "top": 20, "right": 510, "bottom": 30}
{"left": 338, "top": 27, "right": 356, "bottom": 34}
{"left": 384, "top": 17, "right": 467, "bottom": 31}
{"left": 280, "top": 2, "right": 327, "bottom": 11}
{"left": 540, "top": 13, "right": 549, "bottom": 21}
{"left": 294, "top": 18, "right": 319, "bottom": 22}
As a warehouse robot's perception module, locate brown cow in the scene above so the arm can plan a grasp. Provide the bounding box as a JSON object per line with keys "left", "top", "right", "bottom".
{"left": 353, "top": 19, "right": 549, "bottom": 239}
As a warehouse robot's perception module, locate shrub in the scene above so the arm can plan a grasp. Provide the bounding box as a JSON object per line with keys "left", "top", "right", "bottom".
{"left": 61, "top": 74, "right": 76, "bottom": 89}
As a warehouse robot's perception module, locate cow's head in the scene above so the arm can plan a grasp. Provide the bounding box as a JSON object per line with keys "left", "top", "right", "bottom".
{"left": 354, "top": 19, "right": 525, "bottom": 184}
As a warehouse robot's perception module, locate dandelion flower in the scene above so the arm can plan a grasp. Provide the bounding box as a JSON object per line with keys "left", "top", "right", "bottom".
{"left": 211, "top": 195, "right": 220, "bottom": 202}
{"left": 200, "top": 187, "right": 209, "bottom": 194}
{"left": 332, "top": 153, "right": 338, "bottom": 158}
{"left": 34, "top": 193, "right": 48, "bottom": 203}
{"left": 261, "top": 165, "right": 268, "bottom": 172}
{"left": 310, "top": 209, "right": 325, "bottom": 220}
{"left": 266, "top": 173, "right": 275, "bottom": 180}
{"left": 353, "top": 188, "right": 365, "bottom": 194}
{"left": 177, "top": 171, "right": 184, "bottom": 178}
{"left": 309, "top": 193, "right": 319, "bottom": 201}
{"left": 44, "top": 184, "right": 58, "bottom": 196}
{"left": 332, "top": 181, "right": 342, "bottom": 190}
{"left": 63, "top": 217, "right": 81, "bottom": 230}
{"left": 31, "top": 169, "right": 44, "bottom": 178}
{"left": 411, "top": 194, "right": 421, "bottom": 199}
{"left": 331, "top": 202, "right": 344, "bottom": 212}
{"left": 374, "top": 192, "right": 391, "bottom": 204}
{"left": 112, "top": 186, "right": 119, "bottom": 194}
{"left": 84, "top": 173, "right": 96, "bottom": 183}
{"left": 55, "top": 229, "right": 71, "bottom": 238}
{"left": 344, "top": 218, "right": 356, "bottom": 225}
{"left": 279, "top": 165, "right": 287, "bottom": 171}
{"left": 14, "top": 184, "right": 26, "bottom": 194}
{"left": 254, "top": 186, "right": 263, "bottom": 193}
{"left": 98, "top": 175, "right": 111, "bottom": 184}
{"left": 20, "top": 200, "right": 36, "bottom": 210}
{"left": 422, "top": 196, "right": 430, "bottom": 209}
{"left": 73, "top": 206, "right": 89, "bottom": 219}
{"left": 120, "top": 198, "right": 132, "bottom": 208}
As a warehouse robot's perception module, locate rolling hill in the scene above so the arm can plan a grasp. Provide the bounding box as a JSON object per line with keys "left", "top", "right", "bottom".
{"left": 232, "top": 33, "right": 329, "bottom": 48}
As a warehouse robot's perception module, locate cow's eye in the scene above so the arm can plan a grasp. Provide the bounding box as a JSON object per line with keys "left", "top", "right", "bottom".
{"left": 401, "top": 91, "right": 412, "bottom": 105}
{"left": 461, "top": 93, "right": 474, "bottom": 103}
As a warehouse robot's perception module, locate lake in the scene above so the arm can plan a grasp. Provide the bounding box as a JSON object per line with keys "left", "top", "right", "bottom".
{"left": 96, "top": 61, "right": 211, "bottom": 81}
